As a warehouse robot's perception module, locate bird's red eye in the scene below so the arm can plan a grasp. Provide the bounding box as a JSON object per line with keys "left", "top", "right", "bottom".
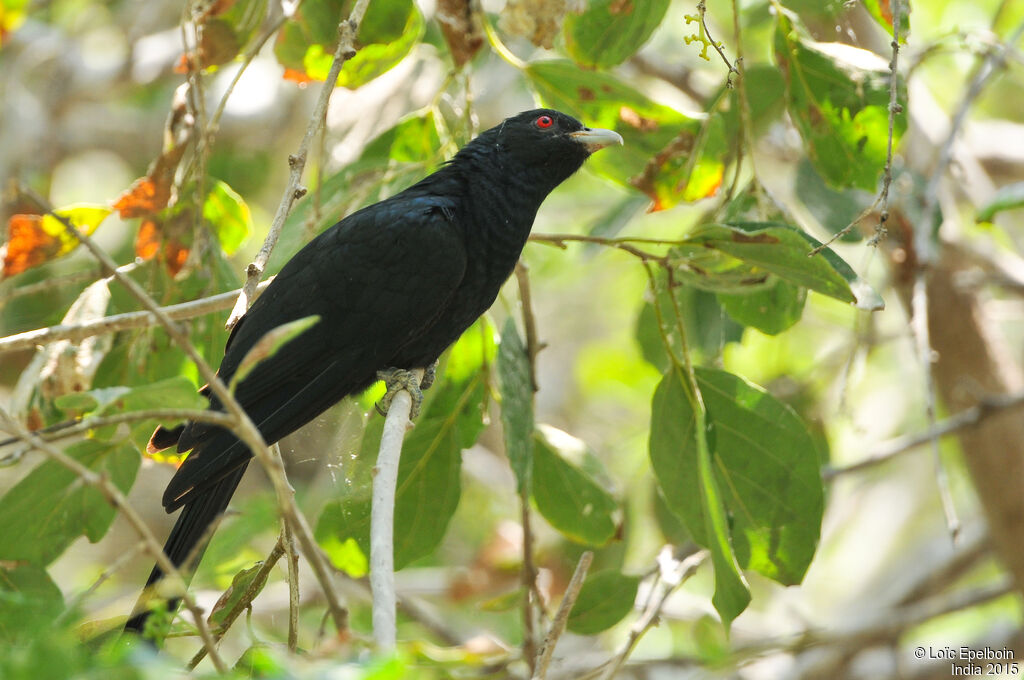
{"left": 535, "top": 115, "right": 553, "bottom": 129}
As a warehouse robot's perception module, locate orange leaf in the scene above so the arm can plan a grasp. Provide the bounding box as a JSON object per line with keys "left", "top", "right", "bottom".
{"left": 282, "top": 68, "right": 314, "bottom": 85}
{"left": 134, "top": 218, "right": 190, "bottom": 276}
{"left": 2, "top": 214, "right": 62, "bottom": 278}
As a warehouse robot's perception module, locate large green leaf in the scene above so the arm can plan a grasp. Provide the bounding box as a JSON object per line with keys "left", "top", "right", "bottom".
{"left": 315, "top": 320, "right": 495, "bottom": 569}
{"left": 650, "top": 367, "right": 750, "bottom": 625}
{"left": 651, "top": 367, "right": 824, "bottom": 589}
{"left": 676, "top": 222, "right": 884, "bottom": 310}
{"left": 497, "top": 318, "right": 534, "bottom": 492}
{"left": 566, "top": 570, "right": 640, "bottom": 635}
{"left": 563, "top": 0, "right": 669, "bottom": 68}
{"left": 775, "top": 10, "right": 906, "bottom": 190}
{"left": 531, "top": 427, "right": 618, "bottom": 546}
{"left": 526, "top": 60, "right": 723, "bottom": 207}
{"left": 0, "top": 440, "right": 139, "bottom": 565}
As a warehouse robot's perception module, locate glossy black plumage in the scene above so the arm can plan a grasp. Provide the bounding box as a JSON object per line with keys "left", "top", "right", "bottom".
{"left": 125, "top": 109, "right": 621, "bottom": 632}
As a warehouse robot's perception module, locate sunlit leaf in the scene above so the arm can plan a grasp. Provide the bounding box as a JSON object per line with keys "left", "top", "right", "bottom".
{"left": 274, "top": 0, "right": 422, "bottom": 88}
{"left": 563, "top": 0, "right": 669, "bottom": 68}
{"left": 204, "top": 180, "right": 252, "bottom": 255}
{"left": 2, "top": 205, "right": 110, "bottom": 279}
{"left": 566, "top": 570, "right": 640, "bottom": 634}
{"left": 775, "top": 10, "right": 905, "bottom": 190}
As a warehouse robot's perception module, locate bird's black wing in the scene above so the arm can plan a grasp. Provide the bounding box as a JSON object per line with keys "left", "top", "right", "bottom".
{"left": 162, "top": 195, "right": 466, "bottom": 510}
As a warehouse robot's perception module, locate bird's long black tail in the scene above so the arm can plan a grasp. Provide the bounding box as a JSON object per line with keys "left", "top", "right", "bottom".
{"left": 124, "top": 462, "right": 249, "bottom": 633}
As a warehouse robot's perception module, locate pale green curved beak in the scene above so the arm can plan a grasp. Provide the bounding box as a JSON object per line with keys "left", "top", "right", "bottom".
{"left": 569, "top": 127, "right": 624, "bottom": 153}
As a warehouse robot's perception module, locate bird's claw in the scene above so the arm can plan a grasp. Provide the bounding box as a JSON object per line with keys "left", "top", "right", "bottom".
{"left": 375, "top": 367, "right": 427, "bottom": 419}
{"left": 420, "top": 360, "right": 439, "bottom": 392}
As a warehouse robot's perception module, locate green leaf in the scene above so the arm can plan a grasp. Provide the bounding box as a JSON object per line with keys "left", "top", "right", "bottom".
{"left": 775, "top": 10, "right": 906, "bottom": 190}
{"left": 526, "top": 60, "right": 723, "bottom": 207}
{"left": 497, "top": 318, "right": 534, "bottom": 491}
{"left": 337, "top": 6, "right": 424, "bottom": 89}
{"left": 531, "top": 426, "right": 618, "bottom": 546}
{"left": 563, "top": 0, "right": 669, "bottom": 68}
{"left": 274, "top": 0, "right": 422, "bottom": 88}
{"left": 718, "top": 278, "right": 807, "bottom": 335}
{"left": 230, "top": 315, "right": 321, "bottom": 392}
{"left": 566, "top": 570, "right": 640, "bottom": 635}
{"left": 976, "top": 182, "right": 1024, "bottom": 223}
{"left": 320, "top": 535, "right": 368, "bottom": 578}
{"left": 0, "top": 564, "right": 64, "bottom": 644}
{"left": 651, "top": 367, "right": 825, "bottom": 588}
{"left": 678, "top": 222, "right": 884, "bottom": 310}
{"left": 208, "top": 561, "right": 271, "bottom": 629}
{"left": 204, "top": 180, "right": 253, "bottom": 255}
{"left": 315, "top": 320, "right": 495, "bottom": 569}
{"left": 197, "top": 0, "right": 267, "bottom": 68}
{"left": 0, "top": 440, "right": 139, "bottom": 565}
{"left": 649, "top": 367, "right": 750, "bottom": 625}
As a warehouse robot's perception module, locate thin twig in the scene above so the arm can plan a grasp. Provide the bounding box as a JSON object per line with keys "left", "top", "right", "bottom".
{"left": 0, "top": 408, "right": 228, "bottom": 673}
{"left": 0, "top": 279, "right": 274, "bottom": 355}
{"left": 533, "top": 551, "right": 593, "bottom": 680}
{"left": 595, "top": 549, "right": 707, "bottom": 680}
{"left": 371, "top": 367, "right": 424, "bottom": 651}
{"left": 521, "top": 491, "right": 539, "bottom": 676}
{"left": 0, "top": 408, "right": 235, "bottom": 454}
{"left": 226, "top": 1, "right": 373, "bottom": 329}
{"left": 283, "top": 515, "right": 301, "bottom": 652}
{"left": 825, "top": 387, "right": 1024, "bottom": 479}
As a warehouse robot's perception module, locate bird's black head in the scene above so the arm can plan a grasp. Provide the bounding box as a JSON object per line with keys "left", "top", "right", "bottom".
{"left": 457, "top": 109, "right": 623, "bottom": 196}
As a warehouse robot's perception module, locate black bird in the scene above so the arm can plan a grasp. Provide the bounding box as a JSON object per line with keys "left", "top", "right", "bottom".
{"left": 125, "top": 109, "right": 622, "bottom": 633}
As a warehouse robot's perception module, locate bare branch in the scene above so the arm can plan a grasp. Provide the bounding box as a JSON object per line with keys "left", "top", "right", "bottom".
{"left": 825, "top": 387, "right": 1024, "bottom": 479}
{"left": 0, "top": 279, "right": 273, "bottom": 355}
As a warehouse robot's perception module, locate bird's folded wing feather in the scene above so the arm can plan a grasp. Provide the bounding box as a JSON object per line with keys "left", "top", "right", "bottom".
{"left": 163, "top": 200, "right": 466, "bottom": 508}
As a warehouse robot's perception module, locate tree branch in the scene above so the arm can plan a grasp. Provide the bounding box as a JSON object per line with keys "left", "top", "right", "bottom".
{"left": 533, "top": 551, "right": 593, "bottom": 680}
{"left": 0, "top": 279, "right": 273, "bottom": 355}
{"left": 371, "top": 367, "right": 424, "bottom": 651}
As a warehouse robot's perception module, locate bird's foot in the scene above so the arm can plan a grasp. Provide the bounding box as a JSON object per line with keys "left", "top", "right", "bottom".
{"left": 375, "top": 367, "right": 427, "bottom": 419}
